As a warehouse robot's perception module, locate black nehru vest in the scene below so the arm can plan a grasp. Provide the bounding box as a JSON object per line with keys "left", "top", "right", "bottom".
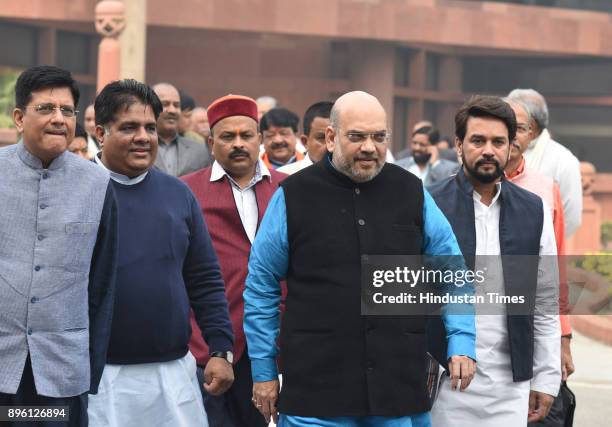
{"left": 429, "top": 168, "right": 543, "bottom": 382}
{"left": 278, "top": 157, "right": 430, "bottom": 417}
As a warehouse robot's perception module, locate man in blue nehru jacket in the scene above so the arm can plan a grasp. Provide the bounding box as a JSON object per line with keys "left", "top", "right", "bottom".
{"left": 244, "top": 91, "right": 477, "bottom": 427}
{"left": 0, "top": 65, "right": 117, "bottom": 427}
{"left": 429, "top": 96, "right": 561, "bottom": 426}
{"left": 87, "top": 79, "right": 234, "bottom": 427}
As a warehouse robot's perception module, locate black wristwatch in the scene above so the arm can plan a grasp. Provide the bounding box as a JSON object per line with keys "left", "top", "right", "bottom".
{"left": 210, "top": 351, "right": 234, "bottom": 364}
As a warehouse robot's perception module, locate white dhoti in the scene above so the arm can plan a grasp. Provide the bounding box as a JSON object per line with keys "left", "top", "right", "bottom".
{"left": 88, "top": 352, "right": 208, "bottom": 427}
{"left": 432, "top": 315, "right": 530, "bottom": 427}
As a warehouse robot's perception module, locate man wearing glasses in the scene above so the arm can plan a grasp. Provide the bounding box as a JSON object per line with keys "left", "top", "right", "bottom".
{"left": 244, "top": 91, "right": 476, "bottom": 426}
{"left": 0, "top": 65, "right": 117, "bottom": 426}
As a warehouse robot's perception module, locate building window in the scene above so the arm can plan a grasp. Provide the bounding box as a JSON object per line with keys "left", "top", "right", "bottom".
{"left": 56, "top": 31, "right": 93, "bottom": 75}
{"left": 0, "top": 22, "right": 38, "bottom": 68}
{"left": 394, "top": 48, "right": 411, "bottom": 88}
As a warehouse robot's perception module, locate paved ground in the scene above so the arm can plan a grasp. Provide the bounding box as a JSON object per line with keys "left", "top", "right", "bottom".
{"left": 568, "top": 331, "right": 612, "bottom": 426}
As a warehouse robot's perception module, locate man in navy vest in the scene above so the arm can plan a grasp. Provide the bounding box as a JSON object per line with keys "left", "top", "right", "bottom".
{"left": 244, "top": 91, "right": 477, "bottom": 427}
{"left": 429, "top": 96, "right": 561, "bottom": 425}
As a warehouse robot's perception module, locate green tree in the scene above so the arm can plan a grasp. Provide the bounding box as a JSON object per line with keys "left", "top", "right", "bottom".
{"left": 0, "top": 70, "right": 18, "bottom": 128}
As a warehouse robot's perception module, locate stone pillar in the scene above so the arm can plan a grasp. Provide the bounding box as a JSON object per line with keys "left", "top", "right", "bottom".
{"left": 348, "top": 41, "right": 395, "bottom": 109}
{"left": 566, "top": 162, "right": 602, "bottom": 254}
{"left": 95, "top": 0, "right": 126, "bottom": 93}
{"left": 437, "top": 55, "right": 462, "bottom": 139}
{"left": 120, "top": 0, "right": 146, "bottom": 81}
{"left": 349, "top": 41, "right": 395, "bottom": 140}
{"left": 407, "top": 49, "right": 426, "bottom": 134}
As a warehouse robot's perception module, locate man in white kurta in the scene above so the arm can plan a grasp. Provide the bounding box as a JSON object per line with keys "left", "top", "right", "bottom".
{"left": 507, "top": 89, "right": 582, "bottom": 237}
{"left": 432, "top": 184, "right": 561, "bottom": 426}
{"left": 430, "top": 95, "right": 561, "bottom": 427}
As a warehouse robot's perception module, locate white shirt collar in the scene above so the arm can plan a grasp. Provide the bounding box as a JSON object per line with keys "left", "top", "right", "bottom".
{"left": 94, "top": 154, "right": 148, "bottom": 185}
{"left": 473, "top": 182, "right": 502, "bottom": 206}
{"left": 210, "top": 158, "right": 271, "bottom": 188}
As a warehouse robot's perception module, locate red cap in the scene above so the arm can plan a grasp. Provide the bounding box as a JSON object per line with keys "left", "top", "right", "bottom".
{"left": 207, "top": 94, "right": 258, "bottom": 129}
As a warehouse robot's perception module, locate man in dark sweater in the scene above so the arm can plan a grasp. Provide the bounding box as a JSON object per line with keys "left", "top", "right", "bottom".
{"left": 87, "top": 79, "right": 234, "bottom": 427}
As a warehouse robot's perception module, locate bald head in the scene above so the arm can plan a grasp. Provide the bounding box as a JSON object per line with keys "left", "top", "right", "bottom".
{"left": 327, "top": 91, "right": 388, "bottom": 183}
{"left": 153, "top": 83, "right": 181, "bottom": 140}
{"left": 191, "top": 106, "right": 210, "bottom": 139}
{"left": 330, "top": 91, "right": 386, "bottom": 131}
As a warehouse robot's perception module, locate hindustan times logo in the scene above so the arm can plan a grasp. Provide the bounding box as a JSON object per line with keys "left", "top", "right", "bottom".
{"left": 371, "top": 266, "right": 486, "bottom": 288}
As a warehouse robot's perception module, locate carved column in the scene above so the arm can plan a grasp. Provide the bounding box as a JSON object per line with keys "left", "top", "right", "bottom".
{"left": 95, "top": 0, "right": 126, "bottom": 92}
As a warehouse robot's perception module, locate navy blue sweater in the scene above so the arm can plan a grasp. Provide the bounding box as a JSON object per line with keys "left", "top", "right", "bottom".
{"left": 106, "top": 168, "right": 233, "bottom": 364}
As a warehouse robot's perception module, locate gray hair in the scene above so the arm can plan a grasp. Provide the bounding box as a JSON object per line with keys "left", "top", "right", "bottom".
{"left": 255, "top": 96, "right": 277, "bottom": 107}
{"left": 507, "top": 88, "right": 549, "bottom": 131}
{"left": 502, "top": 97, "right": 532, "bottom": 122}
{"left": 329, "top": 104, "right": 340, "bottom": 131}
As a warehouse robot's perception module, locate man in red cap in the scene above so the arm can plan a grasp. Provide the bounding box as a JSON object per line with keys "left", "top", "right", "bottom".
{"left": 182, "top": 94, "right": 286, "bottom": 427}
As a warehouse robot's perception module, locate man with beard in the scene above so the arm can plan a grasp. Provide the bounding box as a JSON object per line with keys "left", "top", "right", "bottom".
{"left": 244, "top": 91, "right": 477, "bottom": 426}
{"left": 182, "top": 94, "right": 286, "bottom": 427}
{"left": 396, "top": 125, "right": 458, "bottom": 188}
{"left": 152, "top": 83, "right": 211, "bottom": 176}
{"left": 260, "top": 107, "right": 304, "bottom": 169}
{"left": 429, "top": 96, "right": 561, "bottom": 425}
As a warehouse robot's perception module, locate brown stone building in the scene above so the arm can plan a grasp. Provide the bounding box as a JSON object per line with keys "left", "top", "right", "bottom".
{"left": 1, "top": 0, "right": 612, "bottom": 170}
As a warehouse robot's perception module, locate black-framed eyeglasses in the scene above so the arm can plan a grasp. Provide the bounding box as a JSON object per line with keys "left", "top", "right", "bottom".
{"left": 26, "top": 104, "right": 78, "bottom": 118}
{"left": 344, "top": 130, "right": 390, "bottom": 144}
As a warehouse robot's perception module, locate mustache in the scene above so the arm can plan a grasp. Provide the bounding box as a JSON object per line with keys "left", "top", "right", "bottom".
{"left": 270, "top": 142, "right": 289, "bottom": 149}
{"left": 229, "top": 149, "right": 251, "bottom": 159}
{"left": 355, "top": 154, "right": 378, "bottom": 161}
{"left": 163, "top": 112, "right": 179, "bottom": 120}
{"left": 475, "top": 158, "right": 499, "bottom": 168}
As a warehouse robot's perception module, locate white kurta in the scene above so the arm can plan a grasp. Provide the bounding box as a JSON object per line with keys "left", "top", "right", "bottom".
{"left": 431, "top": 184, "right": 561, "bottom": 427}
{"left": 88, "top": 352, "right": 208, "bottom": 427}
{"left": 523, "top": 129, "right": 582, "bottom": 237}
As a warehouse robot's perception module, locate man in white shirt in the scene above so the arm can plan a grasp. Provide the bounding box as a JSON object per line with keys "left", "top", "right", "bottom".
{"left": 279, "top": 101, "right": 333, "bottom": 175}
{"left": 182, "top": 94, "right": 287, "bottom": 427}
{"left": 507, "top": 89, "right": 582, "bottom": 237}
{"left": 430, "top": 95, "right": 561, "bottom": 426}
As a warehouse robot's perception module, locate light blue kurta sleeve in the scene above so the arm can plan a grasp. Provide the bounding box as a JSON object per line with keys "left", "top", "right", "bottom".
{"left": 421, "top": 188, "right": 477, "bottom": 361}
{"left": 244, "top": 188, "right": 288, "bottom": 382}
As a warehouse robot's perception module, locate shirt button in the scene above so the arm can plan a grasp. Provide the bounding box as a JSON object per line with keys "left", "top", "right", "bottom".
{"left": 27, "top": 328, "right": 33, "bottom": 335}
{"left": 30, "top": 297, "right": 38, "bottom": 304}
{"left": 42, "top": 172, "right": 49, "bottom": 179}
{"left": 366, "top": 360, "right": 375, "bottom": 371}
{"left": 37, "top": 235, "right": 45, "bottom": 241}
{"left": 355, "top": 188, "right": 361, "bottom": 195}
{"left": 358, "top": 219, "right": 365, "bottom": 226}
{"left": 39, "top": 204, "right": 47, "bottom": 210}
{"left": 34, "top": 265, "right": 41, "bottom": 272}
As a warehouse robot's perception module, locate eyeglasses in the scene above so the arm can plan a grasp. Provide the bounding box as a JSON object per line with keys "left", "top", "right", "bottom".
{"left": 344, "top": 131, "right": 390, "bottom": 144}
{"left": 26, "top": 104, "right": 78, "bottom": 118}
